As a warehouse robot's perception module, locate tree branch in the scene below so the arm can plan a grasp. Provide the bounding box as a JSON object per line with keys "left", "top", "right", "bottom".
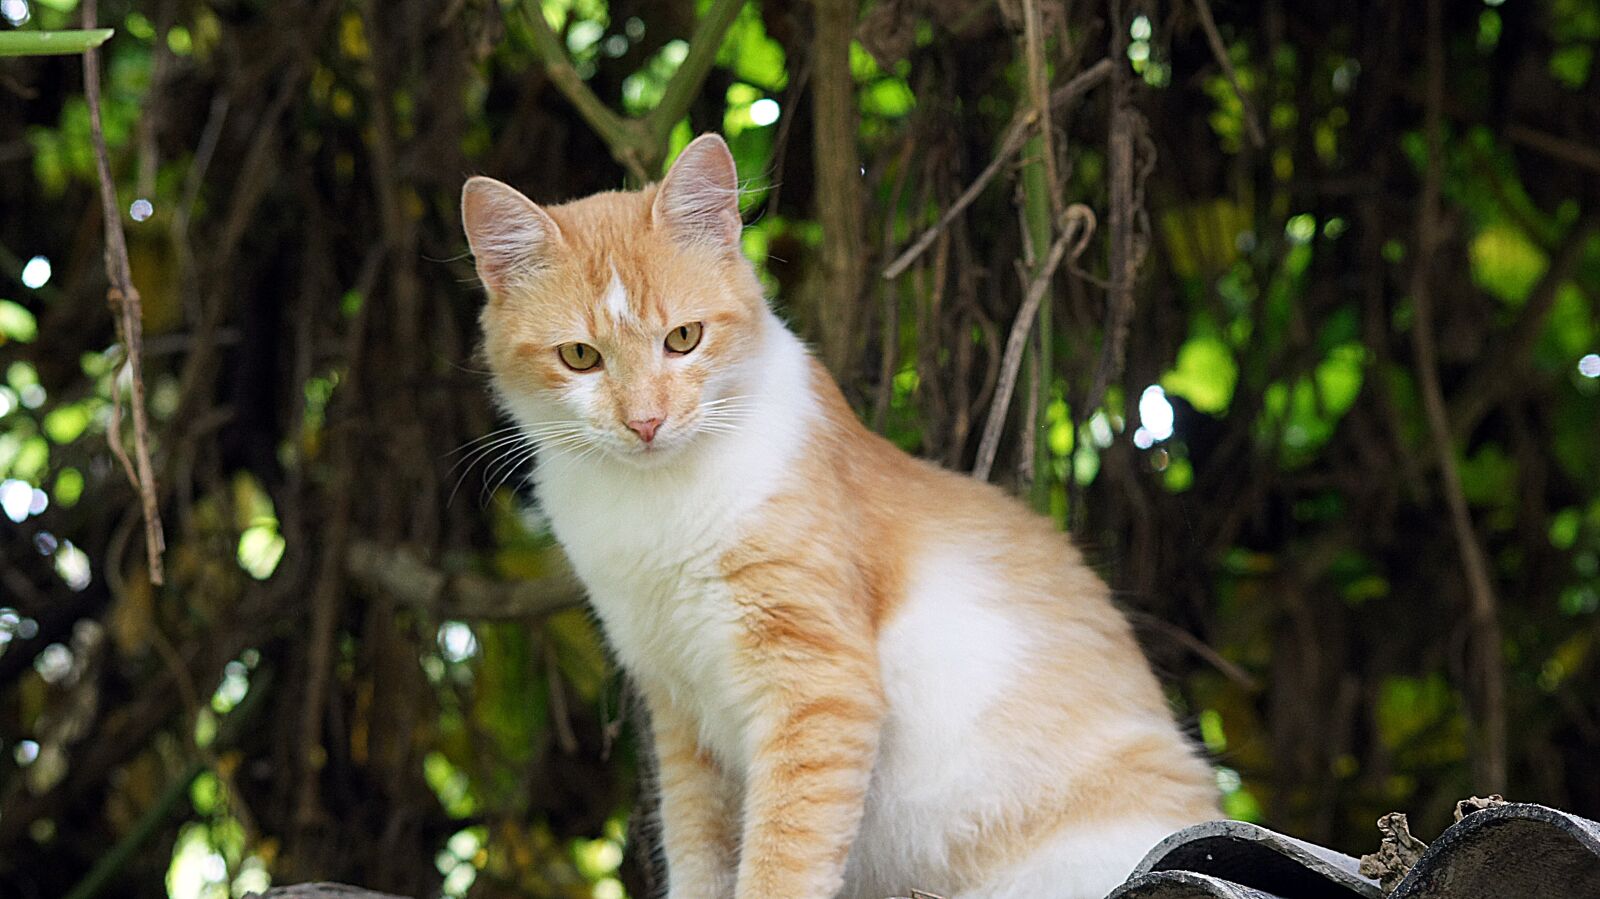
{"left": 1411, "top": 0, "right": 1505, "bottom": 792}
{"left": 83, "top": 0, "right": 165, "bottom": 585}
{"left": 519, "top": 3, "right": 650, "bottom": 180}
{"left": 1191, "top": 0, "right": 1265, "bottom": 148}
{"left": 345, "top": 542, "right": 584, "bottom": 620}
{"left": 972, "top": 206, "right": 1095, "bottom": 482}
{"left": 1015, "top": 0, "right": 1058, "bottom": 506}
{"left": 1506, "top": 123, "right": 1600, "bottom": 176}
{"left": 0, "top": 28, "right": 112, "bottom": 56}
{"left": 1086, "top": 0, "right": 1150, "bottom": 419}
{"left": 810, "top": 0, "right": 867, "bottom": 377}
{"left": 883, "top": 59, "right": 1112, "bottom": 281}
{"left": 647, "top": 0, "right": 744, "bottom": 149}
{"left": 520, "top": 0, "right": 743, "bottom": 178}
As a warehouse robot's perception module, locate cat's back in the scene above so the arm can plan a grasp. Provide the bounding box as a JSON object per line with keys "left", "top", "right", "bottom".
{"left": 783, "top": 373, "right": 1217, "bottom": 897}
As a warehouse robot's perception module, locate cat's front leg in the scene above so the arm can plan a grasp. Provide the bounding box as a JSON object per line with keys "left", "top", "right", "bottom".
{"left": 648, "top": 689, "right": 739, "bottom": 899}
{"left": 733, "top": 632, "right": 885, "bottom": 899}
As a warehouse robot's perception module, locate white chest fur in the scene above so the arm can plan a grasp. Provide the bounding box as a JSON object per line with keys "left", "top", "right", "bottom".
{"left": 531, "top": 316, "right": 814, "bottom": 769}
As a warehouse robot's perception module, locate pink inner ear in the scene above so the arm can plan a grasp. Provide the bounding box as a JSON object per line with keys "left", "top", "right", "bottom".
{"left": 462, "top": 177, "right": 558, "bottom": 293}
{"left": 653, "top": 136, "right": 742, "bottom": 248}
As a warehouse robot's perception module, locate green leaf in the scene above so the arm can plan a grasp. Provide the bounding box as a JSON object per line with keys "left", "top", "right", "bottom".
{"left": 0, "top": 300, "right": 37, "bottom": 343}
{"left": 1469, "top": 222, "right": 1546, "bottom": 305}
{"left": 1548, "top": 44, "right": 1593, "bottom": 89}
{"left": 717, "top": 5, "right": 785, "bottom": 92}
{"left": 861, "top": 78, "right": 915, "bottom": 118}
{"left": 0, "top": 28, "right": 114, "bottom": 57}
{"left": 43, "top": 404, "right": 90, "bottom": 443}
{"left": 1162, "top": 336, "right": 1239, "bottom": 414}
{"left": 1458, "top": 444, "right": 1516, "bottom": 507}
{"left": 1313, "top": 342, "right": 1366, "bottom": 415}
{"left": 423, "top": 751, "right": 477, "bottom": 818}
{"left": 1163, "top": 455, "right": 1194, "bottom": 492}
{"left": 1375, "top": 674, "right": 1466, "bottom": 764}
{"left": 1550, "top": 508, "right": 1581, "bottom": 550}
{"left": 53, "top": 467, "right": 83, "bottom": 507}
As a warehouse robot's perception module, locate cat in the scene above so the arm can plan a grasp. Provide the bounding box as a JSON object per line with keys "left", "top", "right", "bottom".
{"left": 460, "top": 133, "right": 1219, "bottom": 899}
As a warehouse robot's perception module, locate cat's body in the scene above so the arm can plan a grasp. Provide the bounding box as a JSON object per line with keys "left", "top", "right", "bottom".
{"left": 463, "top": 134, "right": 1218, "bottom": 899}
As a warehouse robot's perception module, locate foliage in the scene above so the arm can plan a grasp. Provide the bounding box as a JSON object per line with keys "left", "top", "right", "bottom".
{"left": 0, "top": 0, "right": 1598, "bottom": 897}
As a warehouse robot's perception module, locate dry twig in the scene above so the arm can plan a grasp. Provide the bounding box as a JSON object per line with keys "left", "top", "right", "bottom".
{"left": 1190, "top": 0, "right": 1265, "bottom": 148}
{"left": 344, "top": 541, "right": 584, "bottom": 619}
{"left": 1082, "top": 0, "right": 1151, "bottom": 421}
{"left": 1505, "top": 123, "right": 1600, "bottom": 176}
{"left": 972, "top": 205, "right": 1096, "bottom": 481}
{"left": 882, "top": 59, "right": 1113, "bottom": 280}
{"left": 83, "top": 0, "right": 165, "bottom": 584}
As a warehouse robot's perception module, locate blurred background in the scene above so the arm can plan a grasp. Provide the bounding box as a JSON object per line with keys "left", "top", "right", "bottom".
{"left": 1, "top": 0, "right": 1599, "bottom": 896}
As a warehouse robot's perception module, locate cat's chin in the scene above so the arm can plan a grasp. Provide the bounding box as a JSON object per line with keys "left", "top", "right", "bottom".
{"left": 601, "top": 433, "right": 701, "bottom": 469}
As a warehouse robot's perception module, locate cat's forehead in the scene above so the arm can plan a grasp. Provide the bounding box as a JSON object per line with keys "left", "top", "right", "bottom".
{"left": 548, "top": 187, "right": 651, "bottom": 241}
{"left": 577, "top": 257, "right": 668, "bottom": 334}
{"left": 540, "top": 200, "right": 732, "bottom": 330}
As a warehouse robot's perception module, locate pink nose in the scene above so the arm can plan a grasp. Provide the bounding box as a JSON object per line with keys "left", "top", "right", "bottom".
{"left": 627, "top": 416, "right": 664, "bottom": 443}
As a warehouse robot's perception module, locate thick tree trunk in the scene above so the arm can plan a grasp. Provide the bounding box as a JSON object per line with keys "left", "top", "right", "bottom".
{"left": 809, "top": 0, "right": 867, "bottom": 380}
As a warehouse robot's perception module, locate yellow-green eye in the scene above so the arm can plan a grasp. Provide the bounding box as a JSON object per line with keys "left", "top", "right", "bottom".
{"left": 557, "top": 342, "right": 602, "bottom": 372}
{"left": 665, "top": 322, "right": 703, "bottom": 354}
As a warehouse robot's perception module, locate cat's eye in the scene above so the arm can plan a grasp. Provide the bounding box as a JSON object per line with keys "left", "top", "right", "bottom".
{"left": 557, "top": 342, "right": 602, "bottom": 372}
{"left": 664, "top": 322, "right": 704, "bottom": 355}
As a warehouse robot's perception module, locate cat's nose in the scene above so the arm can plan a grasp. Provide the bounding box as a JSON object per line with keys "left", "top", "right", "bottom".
{"left": 626, "top": 416, "right": 664, "bottom": 443}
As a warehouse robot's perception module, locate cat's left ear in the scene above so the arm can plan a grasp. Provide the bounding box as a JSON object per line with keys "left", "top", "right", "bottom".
{"left": 652, "top": 134, "right": 742, "bottom": 250}
{"left": 461, "top": 176, "right": 562, "bottom": 296}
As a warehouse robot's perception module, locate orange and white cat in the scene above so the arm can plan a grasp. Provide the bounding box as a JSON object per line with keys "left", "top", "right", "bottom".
{"left": 461, "top": 134, "right": 1218, "bottom": 899}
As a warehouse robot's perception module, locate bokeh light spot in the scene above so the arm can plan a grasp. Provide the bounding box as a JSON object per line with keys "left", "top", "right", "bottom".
{"left": 750, "top": 98, "right": 781, "bottom": 126}
{"left": 20, "top": 256, "right": 51, "bottom": 289}
{"left": 1139, "top": 385, "right": 1175, "bottom": 442}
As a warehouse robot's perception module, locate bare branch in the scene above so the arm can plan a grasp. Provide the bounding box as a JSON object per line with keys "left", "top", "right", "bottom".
{"left": 1411, "top": 0, "right": 1505, "bottom": 792}
{"left": 520, "top": 0, "right": 743, "bottom": 179}
{"left": 83, "top": 0, "right": 165, "bottom": 585}
{"left": 647, "top": 0, "right": 744, "bottom": 149}
{"left": 972, "top": 206, "right": 1096, "bottom": 482}
{"left": 1191, "top": 0, "right": 1265, "bottom": 148}
{"left": 882, "top": 59, "right": 1113, "bottom": 281}
{"left": 519, "top": 3, "right": 649, "bottom": 180}
{"left": 1506, "top": 123, "right": 1600, "bottom": 176}
{"left": 345, "top": 542, "right": 584, "bottom": 620}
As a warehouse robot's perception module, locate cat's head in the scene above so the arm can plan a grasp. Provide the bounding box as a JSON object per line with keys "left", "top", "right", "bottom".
{"left": 461, "top": 134, "right": 767, "bottom": 466}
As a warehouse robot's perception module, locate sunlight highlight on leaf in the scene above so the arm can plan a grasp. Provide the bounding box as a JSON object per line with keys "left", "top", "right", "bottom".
{"left": 1162, "top": 336, "right": 1238, "bottom": 414}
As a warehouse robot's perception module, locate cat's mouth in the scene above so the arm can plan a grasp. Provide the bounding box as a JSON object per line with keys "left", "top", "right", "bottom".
{"left": 611, "top": 417, "right": 720, "bottom": 465}
{"left": 613, "top": 425, "right": 689, "bottom": 463}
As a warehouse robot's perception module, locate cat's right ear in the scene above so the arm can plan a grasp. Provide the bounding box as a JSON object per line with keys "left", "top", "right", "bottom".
{"left": 652, "top": 134, "right": 742, "bottom": 250}
{"left": 461, "top": 176, "right": 562, "bottom": 296}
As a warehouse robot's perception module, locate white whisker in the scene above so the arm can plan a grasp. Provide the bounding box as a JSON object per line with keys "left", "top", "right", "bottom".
{"left": 448, "top": 436, "right": 532, "bottom": 508}
{"left": 483, "top": 437, "right": 543, "bottom": 485}
{"left": 446, "top": 424, "right": 526, "bottom": 456}
{"left": 481, "top": 443, "right": 543, "bottom": 507}
{"left": 448, "top": 431, "right": 533, "bottom": 478}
